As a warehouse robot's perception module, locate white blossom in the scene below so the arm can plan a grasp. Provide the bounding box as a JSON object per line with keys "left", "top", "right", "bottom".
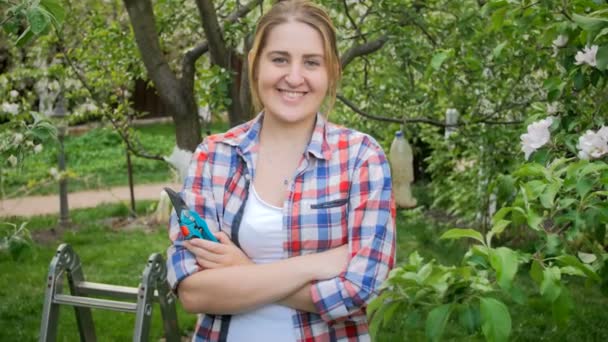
{"left": 164, "top": 146, "right": 193, "bottom": 182}
{"left": 546, "top": 102, "right": 560, "bottom": 115}
{"left": 7, "top": 155, "right": 18, "bottom": 167}
{"left": 454, "top": 159, "right": 476, "bottom": 172}
{"left": 552, "top": 35, "right": 568, "bottom": 48}
{"left": 1, "top": 102, "right": 19, "bottom": 115}
{"left": 83, "top": 102, "right": 99, "bottom": 112}
{"left": 9, "top": 90, "right": 19, "bottom": 98}
{"left": 13, "top": 133, "right": 24, "bottom": 144}
{"left": 49, "top": 167, "right": 59, "bottom": 180}
{"left": 34, "top": 144, "right": 43, "bottom": 153}
{"left": 575, "top": 45, "right": 598, "bottom": 67}
{"left": 577, "top": 126, "right": 608, "bottom": 160}
{"left": 482, "top": 68, "right": 493, "bottom": 79}
{"left": 520, "top": 117, "right": 554, "bottom": 160}
{"left": 48, "top": 80, "right": 60, "bottom": 92}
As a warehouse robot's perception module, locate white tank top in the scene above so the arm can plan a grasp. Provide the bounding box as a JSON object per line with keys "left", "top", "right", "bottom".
{"left": 226, "top": 185, "right": 297, "bottom": 342}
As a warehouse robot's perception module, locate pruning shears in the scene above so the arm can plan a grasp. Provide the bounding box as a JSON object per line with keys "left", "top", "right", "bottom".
{"left": 164, "top": 187, "right": 219, "bottom": 242}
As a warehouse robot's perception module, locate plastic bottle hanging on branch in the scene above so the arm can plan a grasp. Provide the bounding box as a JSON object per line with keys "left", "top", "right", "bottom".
{"left": 389, "top": 130, "right": 417, "bottom": 208}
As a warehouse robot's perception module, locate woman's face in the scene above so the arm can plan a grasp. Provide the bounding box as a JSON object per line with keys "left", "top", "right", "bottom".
{"left": 255, "top": 20, "right": 329, "bottom": 126}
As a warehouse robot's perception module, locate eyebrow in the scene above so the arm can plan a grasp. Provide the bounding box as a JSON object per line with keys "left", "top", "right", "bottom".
{"left": 267, "top": 51, "right": 324, "bottom": 59}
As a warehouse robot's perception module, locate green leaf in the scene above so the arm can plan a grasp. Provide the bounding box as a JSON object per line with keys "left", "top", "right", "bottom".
{"left": 458, "top": 304, "right": 479, "bottom": 334}
{"left": 383, "top": 301, "right": 402, "bottom": 326}
{"left": 440, "top": 228, "right": 485, "bottom": 245}
{"left": 491, "top": 219, "right": 511, "bottom": 236}
{"left": 41, "top": 0, "right": 66, "bottom": 26}
{"left": 480, "top": 297, "right": 511, "bottom": 342}
{"left": 580, "top": 162, "right": 608, "bottom": 176}
{"left": 489, "top": 247, "right": 519, "bottom": 290}
{"left": 530, "top": 259, "right": 544, "bottom": 287}
{"left": 572, "top": 13, "right": 608, "bottom": 32}
{"left": 540, "top": 181, "right": 562, "bottom": 209}
{"left": 492, "top": 41, "right": 508, "bottom": 59}
{"left": 514, "top": 163, "right": 550, "bottom": 180}
{"left": 540, "top": 267, "right": 562, "bottom": 302}
{"left": 430, "top": 51, "right": 450, "bottom": 70}
{"left": 15, "top": 27, "right": 34, "bottom": 47}
{"left": 526, "top": 209, "right": 543, "bottom": 231}
{"left": 576, "top": 178, "right": 594, "bottom": 198}
{"left": 552, "top": 287, "right": 573, "bottom": 328}
{"left": 426, "top": 304, "right": 453, "bottom": 342}
{"left": 26, "top": 7, "right": 50, "bottom": 35}
{"left": 556, "top": 255, "right": 600, "bottom": 281}
{"left": 595, "top": 45, "right": 608, "bottom": 71}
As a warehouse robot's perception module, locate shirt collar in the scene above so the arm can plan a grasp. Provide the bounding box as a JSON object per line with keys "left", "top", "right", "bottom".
{"left": 221, "top": 112, "right": 332, "bottom": 160}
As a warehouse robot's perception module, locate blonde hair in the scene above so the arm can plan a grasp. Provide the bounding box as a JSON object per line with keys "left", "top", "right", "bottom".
{"left": 248, "top": 0, "right": 341, "bottom": 115}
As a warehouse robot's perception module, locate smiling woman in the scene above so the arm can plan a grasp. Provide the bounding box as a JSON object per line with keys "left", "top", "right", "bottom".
{"left": 166, "top": 1, "right": 396, "bottom": 341}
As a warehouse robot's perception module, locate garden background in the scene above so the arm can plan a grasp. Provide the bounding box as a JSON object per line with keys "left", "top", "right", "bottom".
{"left": 1, "top": 0, "right": 608, "bottom": 341}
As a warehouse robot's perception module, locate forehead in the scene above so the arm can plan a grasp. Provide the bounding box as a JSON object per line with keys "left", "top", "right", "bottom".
{"left": 263, "top": 20, "right": 325, "bottom": 55}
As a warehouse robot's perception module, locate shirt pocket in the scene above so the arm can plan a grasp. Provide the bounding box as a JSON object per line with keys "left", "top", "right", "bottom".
{"left": 299, "top": 196, "right": 349, "bottom": 251}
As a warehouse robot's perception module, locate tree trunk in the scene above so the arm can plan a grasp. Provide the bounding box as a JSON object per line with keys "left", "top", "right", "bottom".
{"left": 123, "top": 0, "right": 201, "bottom": 151}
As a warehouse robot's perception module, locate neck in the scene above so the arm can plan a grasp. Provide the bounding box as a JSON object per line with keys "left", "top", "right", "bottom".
{"left": 259, "top": 113, "right": 316, "bottom": 152}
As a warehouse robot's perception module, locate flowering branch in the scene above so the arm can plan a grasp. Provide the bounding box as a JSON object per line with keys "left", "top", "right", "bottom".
{"left": 336, "top": 94, "right": 524, "bottom": 128}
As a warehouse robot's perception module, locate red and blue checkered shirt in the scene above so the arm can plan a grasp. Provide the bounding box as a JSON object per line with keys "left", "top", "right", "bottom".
{"left": 167, "top": 113, "right": 396, "bottom": 341}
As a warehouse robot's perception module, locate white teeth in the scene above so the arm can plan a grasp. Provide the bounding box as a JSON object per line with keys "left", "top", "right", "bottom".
{"left": 280, "top": 90, "right": 305, "bottom": 99}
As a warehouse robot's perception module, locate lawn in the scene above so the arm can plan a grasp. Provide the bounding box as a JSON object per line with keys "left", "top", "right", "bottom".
{"left": 1, "top": 120, "right": 229, "bottom": 198}
{"left": 0, "top": 201, "right": 198, "bottom": 341}
{"left": 1, "top": 202, "right": 607, "bottom": 341}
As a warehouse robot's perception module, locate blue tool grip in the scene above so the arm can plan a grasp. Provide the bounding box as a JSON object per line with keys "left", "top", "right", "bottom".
{"left": 180, "top": 210, "right": 219, "bottom": 243}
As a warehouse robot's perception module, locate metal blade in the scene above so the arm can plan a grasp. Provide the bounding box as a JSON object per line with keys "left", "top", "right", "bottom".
{"left": 163, "top": 187, "right": 188, "bottom": 220}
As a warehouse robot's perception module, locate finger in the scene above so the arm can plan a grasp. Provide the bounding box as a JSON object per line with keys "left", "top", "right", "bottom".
{"left": 196, "top": 258, "right": 222, "bottom": 269}
{"left": 214, "top": 231, "right": 233, "bottom": 245}
{"left": 189, "top": 237, "right": 224, "bottom": 254}
{"left": 193, "top": 247, "right": 224, "bottom": 264}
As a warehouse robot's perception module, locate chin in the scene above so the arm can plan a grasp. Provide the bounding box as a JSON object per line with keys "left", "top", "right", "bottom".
{"left": 266, "top": 106, "right": 317, "bottom": 124}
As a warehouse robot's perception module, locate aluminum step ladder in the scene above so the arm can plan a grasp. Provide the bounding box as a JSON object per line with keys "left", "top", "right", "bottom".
{"left": 39, "top": 243, "right": 180, "bottom": 342}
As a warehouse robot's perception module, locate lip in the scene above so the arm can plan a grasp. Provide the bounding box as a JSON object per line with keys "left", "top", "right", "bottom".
{"left": 277, "top": 88, "right": 308, "bottom": 103}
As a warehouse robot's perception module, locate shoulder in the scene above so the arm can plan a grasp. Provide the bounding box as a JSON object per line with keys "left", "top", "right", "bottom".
{"left": 195, "top": 119, "right": 255, "bottom": 156}
{"left": 325, "top": 121, "right": 388, "bottom": 164}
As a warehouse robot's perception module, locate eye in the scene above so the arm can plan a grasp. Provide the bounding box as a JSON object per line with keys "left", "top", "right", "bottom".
{"left": 272, "top": 57, "right": 288, "bottom": 64}
{"left": 305, "top": 60, "right": 321, "bottom": 67}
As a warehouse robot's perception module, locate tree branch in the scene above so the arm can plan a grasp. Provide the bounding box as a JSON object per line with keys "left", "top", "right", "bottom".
{"left": 341, "top": 35, "right": 389, "bottom": 70}
{"left": 226, "top": 0, "right": 263, "bottom": 23}
{"left": 196, "top": 0, "right": 230, "bottom": 68}
{"left": 341, "top": 0, "right": 364, "bottom": 41}
{"left": 122, "top": 0, "right": 183, "bottom": 108}
{"left": 182, "top": 42, "right": 209, "bottom": 96}
{"left": 182, "top": 0, "right": 261, "bottom": 92}
{"left": 58, "top": 35, "right": 164, "bottom": 161}
{"left": 336, "top": 94, "right": 524, "bottom": 127}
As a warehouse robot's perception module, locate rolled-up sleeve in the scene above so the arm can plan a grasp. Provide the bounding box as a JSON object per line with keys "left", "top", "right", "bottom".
{"left": 166, "top": 140, "right": 220, "bottom": 292}
{"left": 311, "top": 145, "right": 396, "bottom": 323}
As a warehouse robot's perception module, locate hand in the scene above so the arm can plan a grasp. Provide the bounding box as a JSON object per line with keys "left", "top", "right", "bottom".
{"left": 308, "top": 244, "right": 350, "bottom": 280}
{"left": 184, "top": 232, "right": 253, "bottom": 269}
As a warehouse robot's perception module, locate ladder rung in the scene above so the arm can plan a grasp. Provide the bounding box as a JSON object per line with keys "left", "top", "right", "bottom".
{"left": 54, "top": 294, "right": 138, "bottom": 313}
{"left": 76, "top": 281, "right": 159, "bottom": 300}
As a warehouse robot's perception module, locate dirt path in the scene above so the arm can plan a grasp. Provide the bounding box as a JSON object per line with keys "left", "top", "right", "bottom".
{"left": 0, "top": 182, "right": 182, "bottom": 218}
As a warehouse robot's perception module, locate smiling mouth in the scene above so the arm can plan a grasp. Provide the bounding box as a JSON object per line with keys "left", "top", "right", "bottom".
{"left": 278, "top": 89, "right": 307, "bottom": 99}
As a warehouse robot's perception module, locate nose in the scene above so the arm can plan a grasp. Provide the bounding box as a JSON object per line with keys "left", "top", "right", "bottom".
{"left": 284, "top": 64, "right": 304, "bottom": 86}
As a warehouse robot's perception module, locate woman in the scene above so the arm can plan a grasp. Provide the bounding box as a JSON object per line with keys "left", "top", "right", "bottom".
{"left": 167, "top": 1, "right": 396, "bottom": 341}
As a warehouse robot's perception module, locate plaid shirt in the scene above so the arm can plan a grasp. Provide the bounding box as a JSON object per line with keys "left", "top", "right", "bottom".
{"left": 167, "top": 113, "right": 396, "bottom": 341}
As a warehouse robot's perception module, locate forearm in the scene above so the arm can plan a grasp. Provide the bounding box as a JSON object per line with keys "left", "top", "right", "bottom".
{"left": 278, "top": 284, "right": 317, "bottom": 313}
{"left": 178, "top": 255, "right": 316, "bottom": 315}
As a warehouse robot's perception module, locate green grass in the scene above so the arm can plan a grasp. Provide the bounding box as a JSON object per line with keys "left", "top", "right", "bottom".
{"left": 1, "top": 183, "right": 607, "bottom": 340}
{"left": 0, "top": 202, "right": 197, "bottom": 341}
{"left": 1, "top": 120, "right": 230, "bottom": 198}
